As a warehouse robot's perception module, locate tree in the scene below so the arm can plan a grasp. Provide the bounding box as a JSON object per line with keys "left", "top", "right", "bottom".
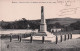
{"left": 69, "top": 21, "right": 80, "bottom": 30}
{"left": 54, "top": 22, "right": 61, "bottom": 28}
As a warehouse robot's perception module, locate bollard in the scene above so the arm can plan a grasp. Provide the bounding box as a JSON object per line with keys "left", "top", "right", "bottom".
{"left": 42, "top": 36, "right": 45, "bottom": 43}
{"left": 68, "top": 34, "right": 69, "bottom": 39}
{"left": 1, "top": 35, "right": 2, "bottom": 40}
{"left": 64, "top": 35, "right": 66, "bottom": 41}
{"left": 30, "top": 34, "right": 32, "bottom": 43}
{"left": 10, "top": 35, "right": 12, "bottom": 42}
{"left": 60, "top": 35, "right": 62, "bottom": 42}
{"left": 18, "top": 35, "right": 19, "bottom": 41}
{"left": 70, "top": 34, "right": 72, "bottom": 39}
{"left": 20, "top": 36, "right": 21, "bottom": 42}
{"left": 56, "top": 35, "right": 58, "bottom": 44}
{"left": 19, "top": 35, "right": 22, "bottom": 42}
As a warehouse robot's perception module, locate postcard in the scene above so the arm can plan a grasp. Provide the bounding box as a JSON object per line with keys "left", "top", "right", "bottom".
{"left": 0, "top": 0, "right": 80, "bottom": 51}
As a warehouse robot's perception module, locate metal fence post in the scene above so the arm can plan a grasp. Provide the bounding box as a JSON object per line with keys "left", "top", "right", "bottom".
{"left": 20, "top": 34, "right": 22, "bottom": 42}
{"left": 60, "top": 35, "right": 62, "bottom": 42}
{"left": 56, "top": 35, "right": 58, "bottom": 44}
{"left": 1, "top": 35, "right": 2, "bottom": 40}
{"left": 10, "top": 34, "right": 12, "bottom": 42}
{"left": 42, "top": 36, "right": 45, "bottom": 43}
{"left": 71, "top": 34, "right": 72, "bottom": 39}
{"left": 18, "top": 35, "right": 19, "bottom": 41}
{"left": 64, "top": 34, "right": 66, "bottom": 41}
{"left": 30, "top": 34, "right": 32, "bottom": 43}
{"left": 68, "top": 34, "right": 69, "bottom": 39}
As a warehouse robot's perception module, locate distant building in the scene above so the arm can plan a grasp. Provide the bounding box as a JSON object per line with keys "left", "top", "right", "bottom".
{"left": 51, "top": 28, "right": 63, "bottom": 32}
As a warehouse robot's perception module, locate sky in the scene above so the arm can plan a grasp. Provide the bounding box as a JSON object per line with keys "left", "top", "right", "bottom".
{"left": 0, "top": 0, "right": 80, "bottom": 21}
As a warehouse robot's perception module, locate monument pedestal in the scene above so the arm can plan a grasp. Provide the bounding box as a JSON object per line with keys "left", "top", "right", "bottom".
{"left": 40, "top": 24, "right": 47, "bottom": 32}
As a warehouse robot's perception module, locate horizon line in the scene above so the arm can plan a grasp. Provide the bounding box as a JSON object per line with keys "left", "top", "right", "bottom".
{"left": 0, "top": 17, "right": 80, "bottom": 22}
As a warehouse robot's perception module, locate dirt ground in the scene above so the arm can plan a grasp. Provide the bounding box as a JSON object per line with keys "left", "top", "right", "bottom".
{"left": 0, "top": 37, "right": 80, "bottom": 51}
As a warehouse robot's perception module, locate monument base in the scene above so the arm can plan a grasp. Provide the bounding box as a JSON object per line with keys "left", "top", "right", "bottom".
{"left": 25, "top": 31, "right": 56, "bottom": 42}
{"left": 40, "top": 23, "right": 47, "bottom": 33}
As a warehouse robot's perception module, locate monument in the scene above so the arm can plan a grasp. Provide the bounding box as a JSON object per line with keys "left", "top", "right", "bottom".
{"left": 39, "top": 6, "right": 54, "bottom": 37}
{"left": 40, "top": 6, "right": 47, "bottom": 33}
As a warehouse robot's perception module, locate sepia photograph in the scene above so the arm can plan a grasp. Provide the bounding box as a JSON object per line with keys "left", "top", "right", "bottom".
{"left": 0, "top": 0, "right": 80, "bottom": 51}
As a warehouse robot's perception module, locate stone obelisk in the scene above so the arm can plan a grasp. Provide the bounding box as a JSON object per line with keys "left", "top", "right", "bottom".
{"left": 40, "top": 6, "right": 47, "bottom": 33}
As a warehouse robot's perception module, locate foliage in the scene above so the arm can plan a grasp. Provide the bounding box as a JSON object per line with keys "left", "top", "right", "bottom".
{"left": 1, "top": 18, "right": 80, "bottom": 31}
{"left": 1, "top": 18, "right": 40, "bottom": 29}
{"left": 69, "top": 21, "right": 80, "bottom": 30}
